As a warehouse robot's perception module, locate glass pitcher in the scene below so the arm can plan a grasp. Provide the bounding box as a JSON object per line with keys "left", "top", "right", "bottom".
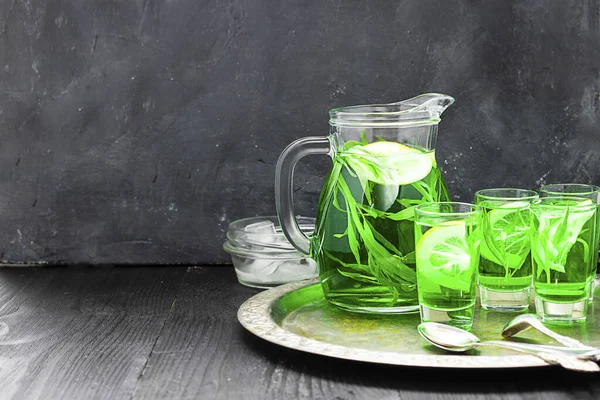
{"left": 275, "top": 93, "right": 455, "bottom": 314}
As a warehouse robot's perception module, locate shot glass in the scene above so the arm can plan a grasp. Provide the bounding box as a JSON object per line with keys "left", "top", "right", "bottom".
{"left": 539, "top": 183, "right": 600, "bottom": 300}
{"left": 530, "top": 197, "right": 598, "bottom": 324}
{"left": 475, "top": 188, "right": 539, "bottom": 312}
{"left": 414, "top": 202, "right": 482, "bottom": 330}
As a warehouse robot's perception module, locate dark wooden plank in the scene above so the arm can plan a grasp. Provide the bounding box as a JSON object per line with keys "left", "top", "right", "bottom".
{"left": 3, "top": 266, "right": 600, "bottom": 399}
{"left": 134, "top": 267, "right": 600, "bottom": 400}
{"left": 0, "top": 266, "right": 187, "bottom": 399}
{"left": 131, "top": 266, "right": 260, "bottom": 399}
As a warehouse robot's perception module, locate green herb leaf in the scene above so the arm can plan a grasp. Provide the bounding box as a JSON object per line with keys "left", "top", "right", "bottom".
{"left": 318, "top": 141, "right": 449, "bottom": 299}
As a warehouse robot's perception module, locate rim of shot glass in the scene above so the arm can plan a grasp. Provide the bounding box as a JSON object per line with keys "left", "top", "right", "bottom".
{"left": 414, "top": 202, "right": 482, "bottom": 218}
{"left": 530, "top": 196, "right": 598, "bottom": 211}
{"left": 475, "top": 188, "right": 539, "bottom": 202}
{"left": 539, "top": 183, "right": 600, "bottom": 200}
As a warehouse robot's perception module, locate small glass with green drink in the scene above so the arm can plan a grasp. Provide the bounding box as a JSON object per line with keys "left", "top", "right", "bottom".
{"left": 530, "top": 197, "right": 598, "bottom": 323}
{"left": 414, "top": 202, "right": 482, "bottom": 329}
{"left": 475, "top": 188, "right": 538, "bottom": 312}
{"left": 539, "top": 183, "right": 600, "bottom": 300}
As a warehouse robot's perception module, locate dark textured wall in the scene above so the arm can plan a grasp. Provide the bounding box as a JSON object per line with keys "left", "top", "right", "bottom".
{"left": 0, "top": 0, "right": 599, "bottom": 264}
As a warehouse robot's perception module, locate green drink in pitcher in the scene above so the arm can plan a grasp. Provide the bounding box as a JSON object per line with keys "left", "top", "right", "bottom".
{"left": 275, "top": 94, "right": 455, "bottom": 314}
{"left": 313, "top": 139, "right": 450, "bottom": 312}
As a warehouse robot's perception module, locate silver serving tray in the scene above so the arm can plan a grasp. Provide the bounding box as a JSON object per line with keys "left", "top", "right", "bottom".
{"left": 238, "top": 279, "right": 600, "bottom": 369}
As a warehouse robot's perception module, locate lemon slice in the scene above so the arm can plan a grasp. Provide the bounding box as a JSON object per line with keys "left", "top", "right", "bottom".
{"left": 345, "top": 141, "right": 433, "bottom": 185}
{"left": 359, "top": 141, "right": 436, "bottom": 163}
{"left": 360, "top": 141, "right": 414, "bottom": 154}
{"left": 416, "top": 221, "right": 474, "bottom": 292}
{"left": 479, "top": 202, "right": 531, "bottom": 269}
{"left": 577, "top": 199, "right": 594, "bottom": 206}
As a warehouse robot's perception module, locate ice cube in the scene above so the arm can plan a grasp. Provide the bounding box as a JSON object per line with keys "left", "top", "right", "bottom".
{"left": 245, "top": 221, "right": 277, "bottom": 233}
{"left": 305, "top": 258, "right": 318, "bottom": 273}
{"left": 270, "top": 261, "right": 299, "bottom": 281}
{"left": 235, "top": 256, "right": 318, "bottom": 285}
{"left": 269, "top": 258, "right": 318, "bottom": 282}
{"left": 241, "top": 221, "right": 278, "bottom": 245}
{"left": 247, "top": 258, "right": 280, "bottom": 275}
{"left": 261, "top": 234, "right": 294, "bottom": 250}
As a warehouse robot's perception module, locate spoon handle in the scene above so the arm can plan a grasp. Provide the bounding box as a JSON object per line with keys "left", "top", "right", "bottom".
{"left": 474, "top": 342, "right": 600, "bottom": 372}
{"left": 476, "top": 341, "right": 593, "bottom": 355}
{"left": 530, "top": 323, "right": 591, "bottom": 349}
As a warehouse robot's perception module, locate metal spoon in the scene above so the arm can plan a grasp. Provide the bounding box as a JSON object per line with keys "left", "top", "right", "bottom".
{"left": 502, "top": 314, "right": 593, "bottom": 349}
{"left": 417, "top": 322, "right": 600, "bottom": 372}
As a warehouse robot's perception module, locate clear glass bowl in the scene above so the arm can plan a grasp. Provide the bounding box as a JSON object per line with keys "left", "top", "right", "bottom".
{"left": 223, "top": 216, "right": 317, "bottom": 289}
{"left": 223, "top": 240, "right": 317, "bottom": 289}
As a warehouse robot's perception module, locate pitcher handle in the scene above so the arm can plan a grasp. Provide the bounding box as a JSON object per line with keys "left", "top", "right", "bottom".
{"left": 275, "top": 136, "right": 333, "bottom": 255}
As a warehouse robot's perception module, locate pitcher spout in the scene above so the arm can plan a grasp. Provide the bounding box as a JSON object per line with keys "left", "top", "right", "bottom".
{"left": 394, "top": 93, "right": 455, "bottom": 118}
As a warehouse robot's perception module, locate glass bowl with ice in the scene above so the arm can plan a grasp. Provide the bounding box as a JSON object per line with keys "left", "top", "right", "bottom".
{"left": 223, "top": 216, "right": 317, "bottom": 289}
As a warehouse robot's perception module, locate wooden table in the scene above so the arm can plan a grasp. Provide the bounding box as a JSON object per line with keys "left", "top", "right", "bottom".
{"left": 0, "top": 266, "right": 598, "bottom": 399}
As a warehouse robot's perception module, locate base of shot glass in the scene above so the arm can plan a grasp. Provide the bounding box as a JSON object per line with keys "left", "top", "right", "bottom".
{"left": 419, "top": 304, "right": 474, "bottom": 330}
{"left": 331, "top": 301, "right": 420, "bottom": 314}
{"left": 534, "top": 297, "right": 588, "bottom": 324}
{"left": 480, "top": 286, "right": 530, "bottom": 312}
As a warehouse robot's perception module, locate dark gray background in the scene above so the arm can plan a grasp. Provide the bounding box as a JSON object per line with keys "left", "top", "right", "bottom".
{"left": 0, "top": 0, "right": 598, "bottom": 264}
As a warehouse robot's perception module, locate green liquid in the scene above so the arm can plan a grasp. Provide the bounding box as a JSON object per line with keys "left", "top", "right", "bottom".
{"left": 535, "top": 281, "right": 593, "bottom": 303}
{"left": 478, "top": 204, "right": 533, "bottom": 292}
{"left": 414, "top": 222, "right": 479, "bottom": 324}
{"left": 312, "top": 143, "right": 449, "bottom": 313}
{"left": 531, "top": 202, "right": 597, "bottom": 304}
{"left": 417, "top": 274, "right": 475, "bottom": 317}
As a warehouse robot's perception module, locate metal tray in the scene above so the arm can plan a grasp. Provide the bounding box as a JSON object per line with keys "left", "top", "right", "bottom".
{"left": 238, "top": 279, "right": 600, "bottom": 369}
